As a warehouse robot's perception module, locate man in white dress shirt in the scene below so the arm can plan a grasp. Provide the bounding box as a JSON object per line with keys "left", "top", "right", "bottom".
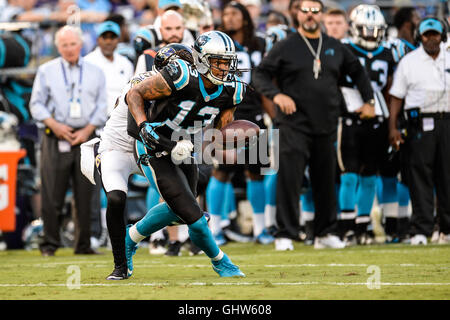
{"left": 30, "top": 25, "right": 108, "bottom": 256}
{"left": 388, "top": 17, "right": 450, "bottom": 245}
{"left": 85, "top": 21, "right": 134, "bottom": 116}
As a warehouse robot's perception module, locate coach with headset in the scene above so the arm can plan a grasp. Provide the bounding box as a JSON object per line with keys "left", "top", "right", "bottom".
{"left": 388, "top": 17, "right": 450, "bottom": 245}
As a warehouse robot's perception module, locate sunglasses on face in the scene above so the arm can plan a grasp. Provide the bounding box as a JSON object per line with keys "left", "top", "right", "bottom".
{"left": 300, "top": 7, "right": 322, "bottom": 14}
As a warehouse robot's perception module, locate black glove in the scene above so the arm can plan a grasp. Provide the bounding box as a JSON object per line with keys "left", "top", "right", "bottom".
{"left": 138, "top": 121, "right": 176, "bottom": 152}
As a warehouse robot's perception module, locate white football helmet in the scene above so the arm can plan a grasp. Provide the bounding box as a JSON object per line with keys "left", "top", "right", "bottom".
{"left": 192, "top": 30, "right": 238, "bottom": 85}
{"left": 180, "top": 0, "right": 212, "bottom": 32}
{"left": 349, "top": 4, "right": 387, "bottom": 50}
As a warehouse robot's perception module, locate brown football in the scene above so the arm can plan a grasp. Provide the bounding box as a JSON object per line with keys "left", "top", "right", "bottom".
{"left": 217, "top": 120, "right": 260, "bottom": 150}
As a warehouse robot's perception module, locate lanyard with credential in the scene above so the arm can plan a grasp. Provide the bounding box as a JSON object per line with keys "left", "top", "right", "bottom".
{"left": 61, "top": 60, "right": 83, "bottom": 102}
{"left": 61, "top": 60, "right": 83, "bottom": 119}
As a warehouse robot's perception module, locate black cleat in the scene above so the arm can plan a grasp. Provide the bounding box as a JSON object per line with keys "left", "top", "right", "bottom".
{"left": 165, "top": 240, "right": 182, "bottom": 256}
{"left": 106, "top": 265, "right": 129, "bottom": 280}
{"left": 184, "top": 239, "right": 203, "bottom": 256}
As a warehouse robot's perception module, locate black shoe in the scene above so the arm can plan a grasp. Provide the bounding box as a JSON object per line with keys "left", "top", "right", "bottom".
{"left": 267, "top": 225, "right": 278, "bottom": 236}
{"left": 304, "top": 220, "right": 315, "bottom": 244}
{"left": 106, "top": 264, "right": 128, "bottom": 280}
{"left": 41, "top": 249, "right": 55, "bottom": 257}
{"left": 165, "top": 241, "right": 182, "bottom": 256}
{"left": 184, "top": 239, "right": 203, "bottom": 256}
{"left": 74, "top": 248, "right": 104, "bottom": 255}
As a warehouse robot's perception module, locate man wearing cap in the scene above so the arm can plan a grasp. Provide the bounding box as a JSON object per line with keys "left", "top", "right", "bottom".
{"left": 85, "top": 20, "right": 134, "bottom": 117}
{"left": 389, "top": 17, "right": 450, "bottom": 245}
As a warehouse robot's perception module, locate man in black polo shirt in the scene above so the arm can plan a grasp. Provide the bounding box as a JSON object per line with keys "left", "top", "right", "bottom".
{"left": 253, "top": 0, "right": 375, "bottom": 250}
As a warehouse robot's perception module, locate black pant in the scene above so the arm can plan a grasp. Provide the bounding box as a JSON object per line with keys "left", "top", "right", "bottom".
{"left": 338, "top": 115, "right": 388, "bottom": 176}
{"left": 39, "top": 134, "right": 94, "bottom": 253}
{"left": 275, "top": 126, "right": 338, "bottom": 239}
{"left": 404, "top": 117, "right": 450, "bottom": 236}
{"left": 146, "top": 156, "right": 201, "bottom": 225}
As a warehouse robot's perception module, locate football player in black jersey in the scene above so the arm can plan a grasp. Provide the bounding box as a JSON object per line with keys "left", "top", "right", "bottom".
{"left": 389, "top": 7, "right": 420, "bottom": 61}
{"left": 204, "top": 1, "right": 275, "bottom": 246}
{"left": 133, "top": 11, "right": 195, "bottom": 257}
{"left": 96, "top": 44, "right": 197, "bottom": 280}
{"left": 124, "top": 30, "right": 246, "bottom": 278}
{"left": 338, "top": 4, "right": 399, "bottom": 245}
{"left": 383, "top": 7, "right": 420, "bottom": 242}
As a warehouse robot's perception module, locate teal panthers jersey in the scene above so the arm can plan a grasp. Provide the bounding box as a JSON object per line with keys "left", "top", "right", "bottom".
{"left": 149, "top": 59, "right": 246, "bottom": 138}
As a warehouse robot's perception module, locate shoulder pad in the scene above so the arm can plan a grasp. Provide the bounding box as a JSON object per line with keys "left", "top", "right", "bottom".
{"left": 380, "top": 41, "right": 392, "bottom": 49}
{"left": 265, "top": 25, "right": 290, "bottom": 52}
{"left": 266, "top": 25, "right": 289, "bottom": 40}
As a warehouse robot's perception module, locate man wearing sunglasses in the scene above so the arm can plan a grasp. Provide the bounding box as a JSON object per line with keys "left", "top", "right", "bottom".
{"left": 253, "top": 0, "right": 375, "bottom": 250}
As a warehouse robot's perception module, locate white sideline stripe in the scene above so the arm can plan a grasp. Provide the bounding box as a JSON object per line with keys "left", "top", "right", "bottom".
{"left": 0, "top": 282, "right": 450, "bottom": 287}
{"left": 3, "top": 263, "right": 448, "bottom": 269}
{"left": 2, "top": 262, "right": 449, "bottom": 269}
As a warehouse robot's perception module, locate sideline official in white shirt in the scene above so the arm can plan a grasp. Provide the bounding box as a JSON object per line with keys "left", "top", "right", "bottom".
{"left": 388, "top": 17, "right": 450, "bottom": 245}
{"left": 85, "top": 21, "right": 134, "bottom": 116}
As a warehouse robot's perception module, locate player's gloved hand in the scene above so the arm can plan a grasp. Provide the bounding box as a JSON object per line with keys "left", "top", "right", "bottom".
{"left": 171, "top": 140, "right": 194, "bottom": 161}
{"left": 139, "top": 121, "right": 159, "bottom": 150}
{"left": 139, "top": 121, "right": 176, "bottom": 151}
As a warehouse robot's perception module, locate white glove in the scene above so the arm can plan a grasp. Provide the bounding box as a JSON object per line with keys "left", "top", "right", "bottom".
{"left": 171, "top": 140, "right": 194, "bottom": 161}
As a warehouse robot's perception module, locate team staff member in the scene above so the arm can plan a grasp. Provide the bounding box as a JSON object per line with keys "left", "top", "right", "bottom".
{"left": 389, "top": 17, "right": 450, "bottom": 245}
{"left": 85, "top": 20, "right": 134, "bottom": 116}
{"left": 30, "top": 25, "right": 108, "bottom": 256}
{"left": 253, "top": 0, "right": 375, "bottom": 250}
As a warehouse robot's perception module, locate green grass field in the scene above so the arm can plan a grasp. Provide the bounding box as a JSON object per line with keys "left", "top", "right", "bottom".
{"left": 1, "top": 242, "right": 449, "bottom": 300}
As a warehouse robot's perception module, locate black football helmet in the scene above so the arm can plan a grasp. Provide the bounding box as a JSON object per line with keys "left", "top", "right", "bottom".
{"left": 153, "top": 43, "right": 194, "bottom": 72}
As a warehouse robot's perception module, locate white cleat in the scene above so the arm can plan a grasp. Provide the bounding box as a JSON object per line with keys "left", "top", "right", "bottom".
{"left": 274, "top": 238, "right": 294, "bottom": 251}
{"left": 314, "top": 234, "right": 346, "bottom": 249}
{"left": 148, "top": 239, "right": 167, "bottom": 255}
{"left": 410, "top": 234, "right": 427, "bottom": 245}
